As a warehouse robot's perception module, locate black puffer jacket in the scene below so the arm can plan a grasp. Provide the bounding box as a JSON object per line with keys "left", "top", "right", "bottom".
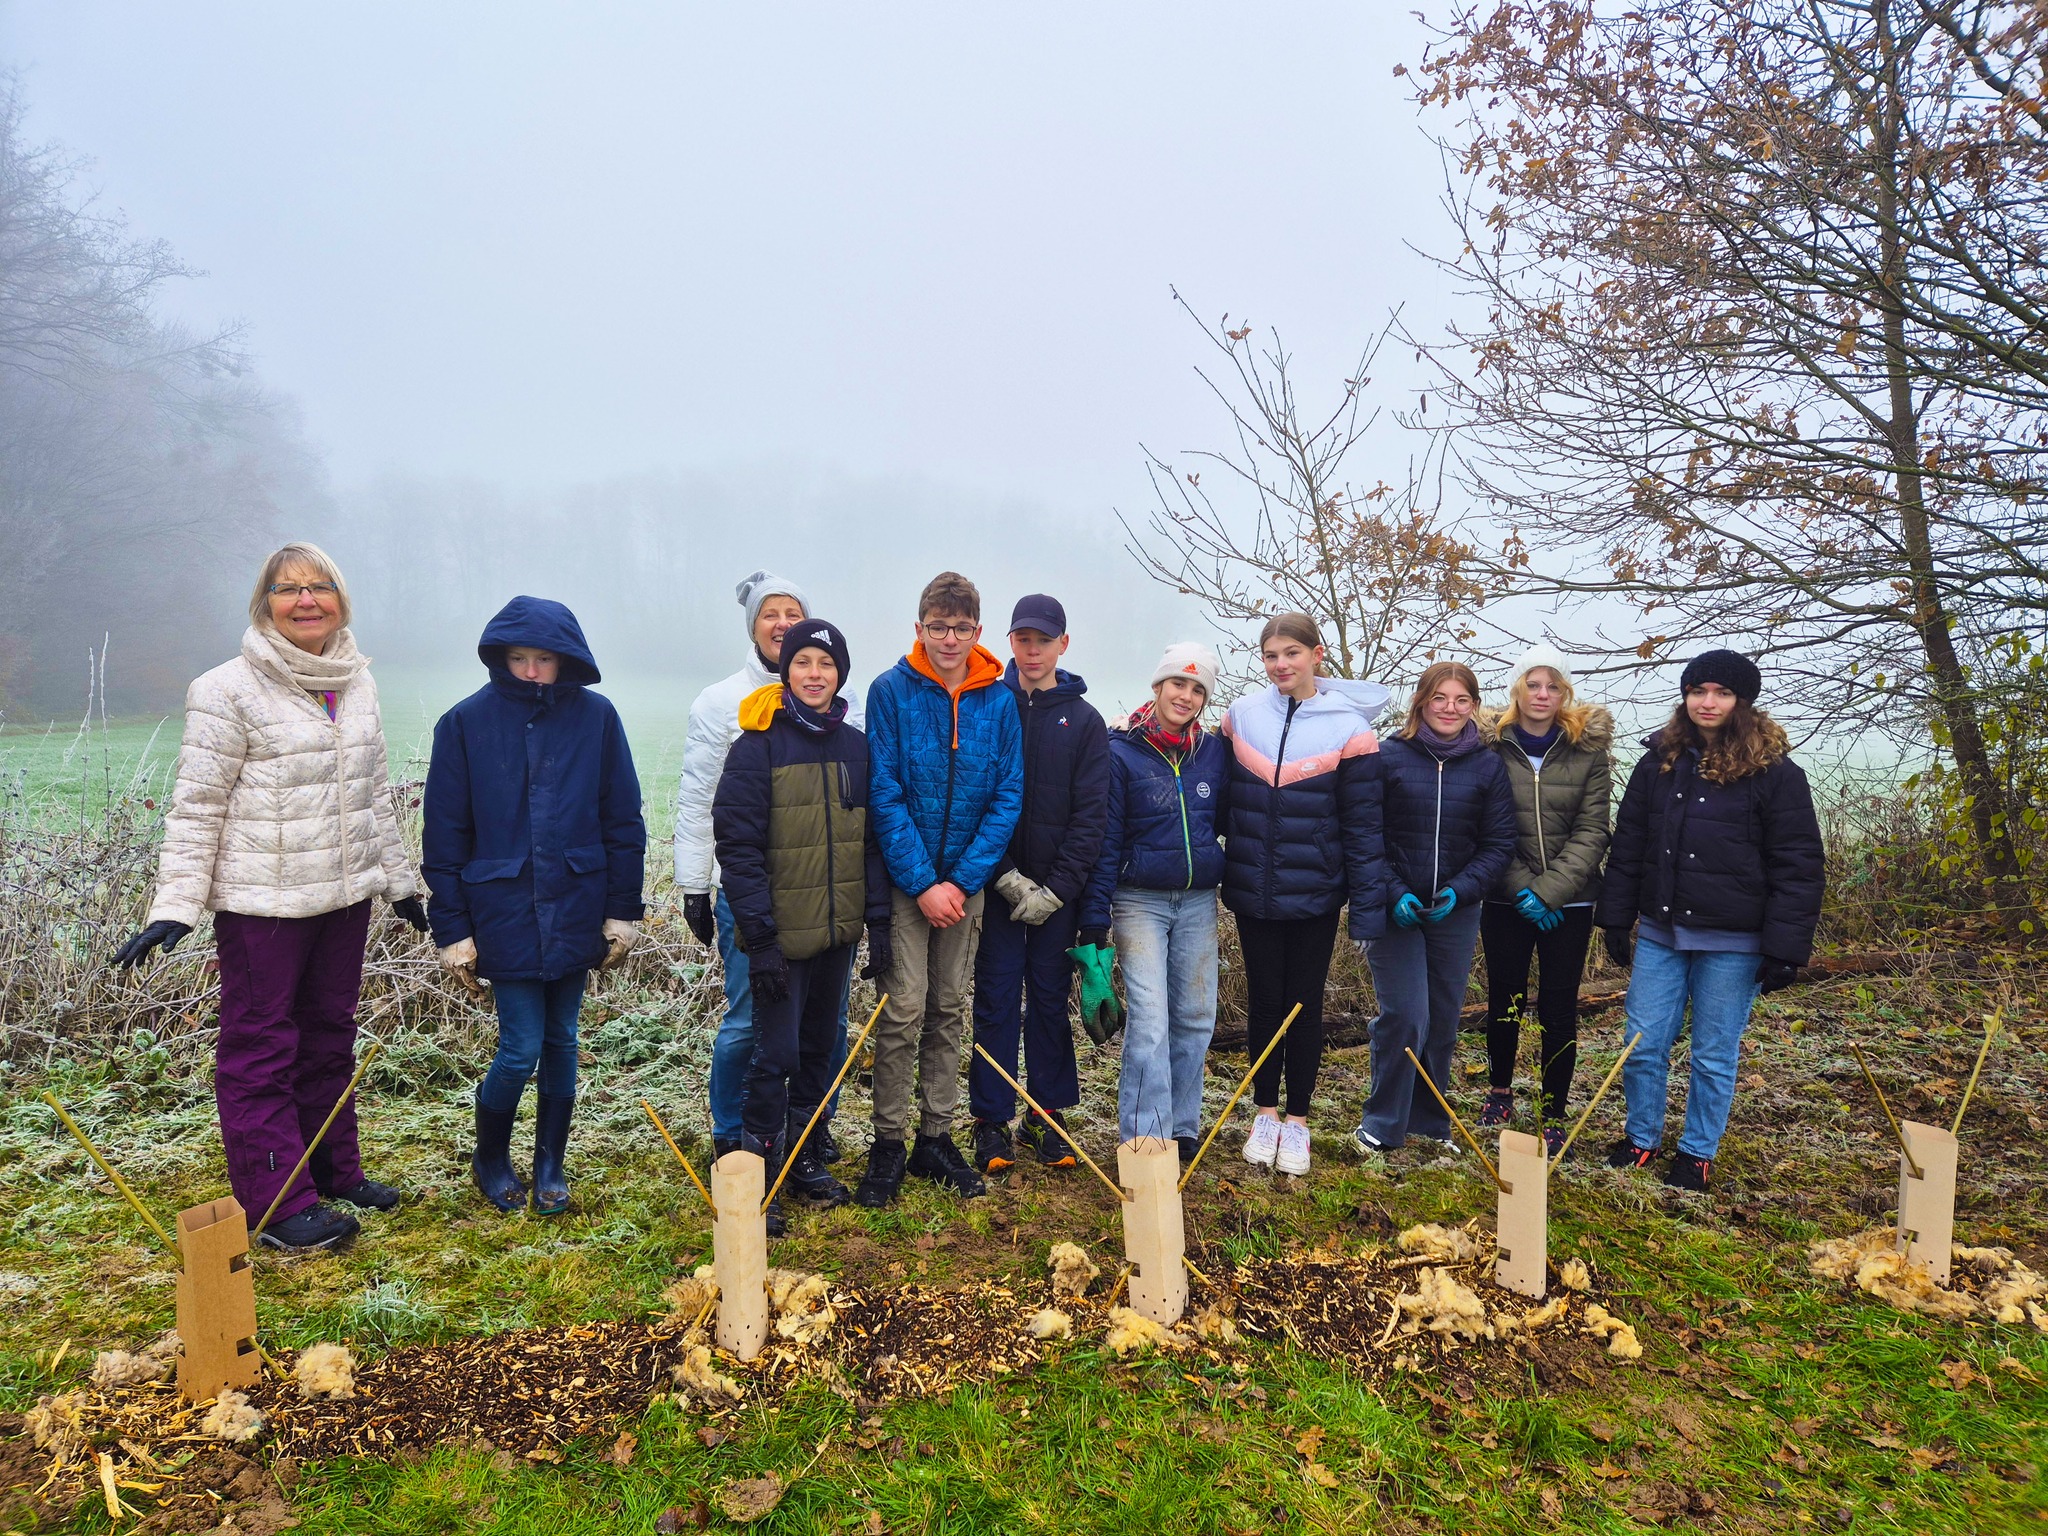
{"left": 993, "top": 664, "right": 1111, "bottom": 905}
{"left": 1596, "top": 725, "right": 1824, "bottom": 965}
{"left": 1379, "top": 730, "right": 1518, "bottom": 909}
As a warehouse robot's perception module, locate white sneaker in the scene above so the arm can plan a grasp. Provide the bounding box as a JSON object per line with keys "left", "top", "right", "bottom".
{"left": 1242, "top": 1114, "right": 1282, "bottom": 1167}
{"left": 1276, "top": 1120, "right": 1312, "bottom": 1176}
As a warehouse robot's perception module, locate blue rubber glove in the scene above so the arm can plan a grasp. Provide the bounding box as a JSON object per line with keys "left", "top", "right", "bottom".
{"left": 1392, "top": 893, "right": 1426, "bottom": 929}
{"left": 1514, "top": 888, "right": 1562, "bottom": 932}
{"left": 1423, "top": 887, "right": 1459, "bottom": 923}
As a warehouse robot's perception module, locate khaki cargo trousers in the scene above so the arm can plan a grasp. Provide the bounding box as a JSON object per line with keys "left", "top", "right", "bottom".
{"left": 870, "top": 886, "right": 986, "bottom": 1142}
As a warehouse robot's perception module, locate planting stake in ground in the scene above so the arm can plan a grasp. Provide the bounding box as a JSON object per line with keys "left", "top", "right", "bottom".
{"left": 973, "top": 1042, "right": 1129, "bottom": 1204}
{"left": 1546, "top": 1032, "right": 1641, "bottom": 1171}
{"left": 1950, "top": 1012, "right": 2003, "bottom": 1136}
{"left": 1117, "top": 1136, "right": 1187, "bottom": 1326}
{"left": 1849, "top": 1040, "right": 1922, "bottom": 1179}
{"left": 711, "top": 1150, "right": 769, "bottom": 1360}
{"left": 174, "top": 1196, "right": 262, "bottom": 1404}
{"left": 1895, "top": 1119, "right": 1959, "bottom": 1287}
{"left": 1494, "top": 1129, "right": 1548, "bottom": 1299}
{"left": 642, "top": 1099, "right": 717, "bottom": 1215}
{"left": 41, "top": 1092, "right": 177, "bottom": 1253}
{"left": 252, "top": 1042, "right": 383, "bottom": 1240}
{"left": 763, "top": 993, "right": 888, "bottom": 1214}
{"left": 1178, "top": 1002, "right": 1302, "bottom": 1190}
{"left": 1404, "top": 1048, "right": 1508, "bottom": 1192}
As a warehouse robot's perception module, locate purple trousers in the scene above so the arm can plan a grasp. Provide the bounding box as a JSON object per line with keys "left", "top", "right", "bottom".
{"left": 213, "top": 900, "right": 372, "bottom": 1223}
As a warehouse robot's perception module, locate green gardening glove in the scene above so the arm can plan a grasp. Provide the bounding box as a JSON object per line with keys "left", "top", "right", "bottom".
{"left": 1066, "top": 937, "right": 1125, "bottom": 1045}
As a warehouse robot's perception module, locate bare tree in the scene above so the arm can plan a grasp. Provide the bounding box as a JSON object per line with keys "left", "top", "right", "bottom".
{"left": 1122, "top": 290, "right": 1499, "bottom": 696}
{"left": 1408, "top": 0, "right": 2048, "bottom": 937}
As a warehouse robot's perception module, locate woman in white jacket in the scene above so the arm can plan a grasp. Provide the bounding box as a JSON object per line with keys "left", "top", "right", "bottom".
{"left": 115, "top": 544, "right": 426, "bottom": 1253}
{"left": 674, "top": 571, "right": 862, "bottom": 1157}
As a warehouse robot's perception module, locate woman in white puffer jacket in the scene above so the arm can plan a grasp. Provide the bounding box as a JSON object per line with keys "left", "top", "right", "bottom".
{"left": 115, "top": 543, "right": 426, "bottom": 1253}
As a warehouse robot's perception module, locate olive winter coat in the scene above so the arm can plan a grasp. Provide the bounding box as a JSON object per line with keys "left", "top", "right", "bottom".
{"left": 1476, "top": 705, "right": 1613, "bottom": 909}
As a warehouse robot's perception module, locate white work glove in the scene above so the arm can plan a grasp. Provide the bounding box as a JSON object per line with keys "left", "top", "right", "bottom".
{"left": 1013, "top": 883, "right": 1063, "bottom": 926}
{"left": 438, "top": 936, "right": 485, "bottom": 995}
{"left": 993, "top": 869, "right": 1033, "bottom": 911}
{"left": 601, "top": 918, "right": 640, "bottom": 970}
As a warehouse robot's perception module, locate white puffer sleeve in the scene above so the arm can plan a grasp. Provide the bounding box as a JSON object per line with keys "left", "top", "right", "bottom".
{"left": 673, "top": 683, "right": 732, "bottom": 894}
{"left": 362, "top": 674, "right": 418, "bottom": 901}
{"left": 148, "top": 669, "right": 248, "bottom": 928}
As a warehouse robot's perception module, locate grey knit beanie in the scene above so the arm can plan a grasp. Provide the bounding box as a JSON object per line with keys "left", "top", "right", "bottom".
{"left": 736, "top": 570, "right": 809, "bottom": 640}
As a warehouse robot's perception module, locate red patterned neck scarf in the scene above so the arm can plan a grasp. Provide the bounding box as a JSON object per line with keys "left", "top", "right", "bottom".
{"left": 1127, "top": 700, "right": 1201, "bottom": 760}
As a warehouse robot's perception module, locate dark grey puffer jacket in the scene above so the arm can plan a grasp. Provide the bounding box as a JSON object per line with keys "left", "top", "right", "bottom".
{"left": 1477, "top": 705, "right": 1613, "bottom": 909}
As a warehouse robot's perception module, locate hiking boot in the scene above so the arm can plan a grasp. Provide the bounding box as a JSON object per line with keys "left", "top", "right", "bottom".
{"left": 1478, "top": 1088, "right": 1514, "bottom": 1128}
{"left": 1663, "top": 1152, "right": 1712, "bottom": 1193}
{"left": 782, "top": 1114, "right": 850, "bottom": 1208}
{"left": 1276, "top": 1120, "right": 1313, "bottom": 1177}
{"left": 712, "top": 1136, "right": 742, "bottom": 1163}
{"left": 816, "top": 1124, "right": 842, "bottom": 1165}
{"left": 1177, "top": 1136, "right": 1201, "bottom": 1169}
{"left": 256, "top": 1202, "right": 360, "bottom": 1253}
{"left": 908, "top": 1132, "right": 986, "bottom": 1198}
{"left": 973, "top": 1120, "right": 1015, "bottom": 1176}
{"left": 472, "top": 1101, "right": 527, "bottom": 1214}
{"left": 1605, "top": 1137, "right": 1658, "bottom": 1170}
{"left": 330, "top": 1177, "right": 402, "bottom": 1211}
{"left": 764, "top": 1192, "right": 787, "bottom": 1237}
{"left": 853, "top": 1138, "right": 908, "bottom": 1208}
{"left": 1243, "top": 1113, "right": 1282, "bottom": 1167}
{"left": 531, "top": 1094, "right": 575, "bottom": 1216}
{"left": 1542, "top": 1125, "right": 1568, "bottom": 1161}
{"left": 1020, "top": 1109, "right": 1079, "bottom": 1168}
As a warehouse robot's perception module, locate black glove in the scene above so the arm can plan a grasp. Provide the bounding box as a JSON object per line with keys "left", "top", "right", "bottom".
{"left": 1078, "top": 926, "right": 1109, "bottom": 950}
{"left": 391, "top": 896, "right": 429, "bottom": 933}
{"left": 113, "top": 920, "right": 192, "bottom": 969}
{"left": 1757, "top": 957, "right": 1801, "bottom": 995}
{"left": 749, "top": 942, "right": 791, "bottom": 1005}
{"left": 683, "top": 893, "right": 716, "bottom": 947}
{"left": 861, "top": 923, "right": 893, "bottom": 982}
{"left": 1602, "top": 926, "right": 1634, "bottom": 969}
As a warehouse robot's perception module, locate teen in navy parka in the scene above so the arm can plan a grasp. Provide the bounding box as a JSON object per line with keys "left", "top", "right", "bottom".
{"left": 423, "top": 596, "right": 646, "bottom": 1217}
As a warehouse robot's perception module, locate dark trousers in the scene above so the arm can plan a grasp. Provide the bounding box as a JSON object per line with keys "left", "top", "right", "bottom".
{"left": 968, "top": 895, "right": 1082, "bottom": 1123}
{"left": 480, "top": 971, "right": 588, "bottom": 1113}
{"left": 1479, "top": 901, "right": 1594, "bottom": 1119}
{"left": 1237, "top": 908, "right": 1341, "bottom": 1118}
{"left": 212, "top": 901, "right": 372, "bottom": 1223}
{"left": 741, "top": 944, "right": 855, "bottom": 1146}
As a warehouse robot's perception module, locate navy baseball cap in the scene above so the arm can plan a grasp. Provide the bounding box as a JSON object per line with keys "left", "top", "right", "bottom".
{"left": 1008, "top": 594, "right": 1067, "bottom": 638}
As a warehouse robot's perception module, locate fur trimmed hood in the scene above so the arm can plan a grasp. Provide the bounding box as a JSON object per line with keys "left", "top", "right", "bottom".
{"left": 1477, "top": 702, "right": 1614, "bottom": 756}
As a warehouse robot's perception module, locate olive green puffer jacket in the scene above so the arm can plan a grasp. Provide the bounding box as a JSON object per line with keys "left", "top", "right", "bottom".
{"left": 1476, "top": 704, "right": 1613, "bottom": 909}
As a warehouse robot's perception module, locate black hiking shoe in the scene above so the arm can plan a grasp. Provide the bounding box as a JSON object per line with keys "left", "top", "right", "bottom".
{"left": 1604, "top": 1137, "right": 1658, "bottom": 1170}
{"left": 1477, "top": 1088, "right": 1514, "bottom": 1128}
{"left": 329, "top": 1177, "right": 402, "bottom": 1211}
{"left": 816, "top": 1124, "right": 842, "bottom": 1165}
{"left": 1542, "top": 1126, "right": 1568, "bottom": 1161}
{"left": 973, "top": 1120, "right": 1015, "bottom": 1176}
{"left": 472, "top": 1102, "right": 527, "bottom": 1214}
{"left": 853, "top": 1138, "right": 908, "bottom": 1208}
{"left": 1019, "top": 1109, "right": 1079, "bottom": 1168}
{"left": 256, "top": 1202, "right": 360, "bottom": 1253}
{"left": 1177, "top": 1136, "right": 1200, "bottom": 1169}
{"left": 783, "top": 1146, "right": 851, "bottom": 1209}
{"left": 908, "top": 1132, "right": 987, "bottom": 1198}
{"left": 712, "top": 1136, "right": 742, "bottom": 1163}
{"left": 765, "top": 1193, "right": 787, "bottom": 1237}
{"left": 1663, "top": 1152, "right": 1712, "bottom": 1193}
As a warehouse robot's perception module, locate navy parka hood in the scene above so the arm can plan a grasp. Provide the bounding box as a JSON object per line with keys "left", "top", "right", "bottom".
{"left": 477, "top": 596, "right": 602, "bottom": 688}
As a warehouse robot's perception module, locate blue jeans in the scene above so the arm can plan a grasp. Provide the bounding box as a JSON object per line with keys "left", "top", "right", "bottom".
{"left": 1620, "top": 936, "right": 1761, "bottom": 1160}
{"left": 480, "top": 971, "right": 588, "bottom": 1113}
{"left": 709, "top": 889, "right": 847, "bottom": 1142}
{"left": 969, "top": 894, "right": 1082, "bottom": 1123}
{"left": 1357, "top": 903, "right": 1484, "bottom": 1148}
{"left": 1113, "top": 887, "right": 1218, "bottom": 1142}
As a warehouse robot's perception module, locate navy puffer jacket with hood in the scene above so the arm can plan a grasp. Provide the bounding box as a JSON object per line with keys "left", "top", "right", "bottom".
{"left": 422, "top": 597, "right": 647, "bottom": 981}
{"left": 994, "top": 663, "right": 1111, "bottom": 905}
{"left": 1079, "top": 726, "right": 1231, "bottom": 931}
{"left": 1378, "top": 726, "right": 1518, "bottom": 911}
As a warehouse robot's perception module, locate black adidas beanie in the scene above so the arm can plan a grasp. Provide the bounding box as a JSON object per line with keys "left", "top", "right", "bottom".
{"left": 1680, "top": 648, "right": 1762, "bottom": 704}
{"left": 780, "top": 618, "right": 852, "bottom": 692}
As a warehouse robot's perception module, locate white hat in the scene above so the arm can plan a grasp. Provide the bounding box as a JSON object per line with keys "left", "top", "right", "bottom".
{"left": 1508, "top": 642, "right": 1574, "bottom": 691}
{"left": 1150, "top": 641, "right": 1220, "bottom": 700}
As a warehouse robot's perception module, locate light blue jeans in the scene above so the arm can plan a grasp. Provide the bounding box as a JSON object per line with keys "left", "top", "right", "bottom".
{"left": 1113, "top": 887, "right": 1218, "bottom": 1142}
{"left": 709, "top": 889, "right": 847, "bottom": 1143}
{"left": 1620, "top": 936, "right": 1761, "bottom": 1160}
{"left": 1357, "top": 903, "right": 1485, "bottom": 1148}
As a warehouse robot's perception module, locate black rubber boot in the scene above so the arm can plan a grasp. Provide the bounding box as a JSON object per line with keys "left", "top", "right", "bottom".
{"left": 473, "top": 1100, "right": 527, "bottom": 1214}
{"left": 783, "top": 1109, "right": 850, "bottom": 1208}
{"left": 853, "top": 1138, "right": 907, "bottom": 1208}
{"left": 531, "top": 1094, "right": 575, "bottom": 1216}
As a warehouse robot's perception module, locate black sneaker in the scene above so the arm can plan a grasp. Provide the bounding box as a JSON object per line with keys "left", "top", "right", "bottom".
{"left": 1604, "top": 1137, "right": 1658, "bottom": 1170}
{"left": 973, "top": 1121, "right": 1014, "bottom": 1175}
{"left": 1019, "top": 1110, "right": 1079, "bottom": 1169}
{"left": 256, "top": 1203, "right": 360, "bottom": 1253}
{"left": 765, "top": 1193, "right": 787, "bottom": 1238}
{"left": 1664, "top": 1152, "right": 1711, "bottom": 1193}
{"left": 1477, "top": 1088, "right": 1514, "bottom": 1128}
{"left": 853, "top": 1139, "right": 908, "bottom": 1208}
{"left": 907, "top": 1132, "right": 987, "bottom": 1198}
{"left": 329, "top": 1177, "right": 402, "bottom": 1211}
{"left": 816, "top": 1125, "right": 842, "bottom": 1165}
{"left": 783, "top": 1146, "right": 851, "bottom": 1209}
{"left": 1542, "top": 1126, "right": 1567, "bottom": 1161}
{"left": 1177, "top": 1136, "right": 1200, "bottom": 1169}
{"left": 712, "top": 1136, "right": 742, "bottom": 1162}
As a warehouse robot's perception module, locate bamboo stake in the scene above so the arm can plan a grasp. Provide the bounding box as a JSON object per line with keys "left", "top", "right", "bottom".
{"left": 1849, "top": 1041, "right": 1922, "bottom": 1180}
{"left": 1951, "top": 1016, "right": 2003, "bottom": 1137}
{"left": 1403, "top": 1049, "right": 1508, "bottom": 1192}
{"left": 252, "top": 1043, "right": 381, "bottom": 1240}
{"left": 641, "top": 1100, "right": 717, "bottom": 1215}
{"left": 1546, "top": 1033, "right": 1642, "bottom": 1172}
{"left": 972, "top": 1042, "right": 1129, "bottom": 1203}
{"left": 42, "top": 1093, "right": 176, "bottom": 1253}
{"left": 1181, "top": 1254, "right": 1216, "bottom": 1291}
{"left": 1178, "top": 1003, "right": 1303, "bottom": 1190}
{"left": 762, "top": 994, "right": 888, "bottom": 1214}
